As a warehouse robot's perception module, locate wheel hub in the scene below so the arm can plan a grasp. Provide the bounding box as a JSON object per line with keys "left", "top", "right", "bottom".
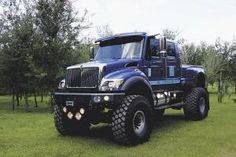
{"left": 133, "top": 110, "right": 146, "bottom": 136}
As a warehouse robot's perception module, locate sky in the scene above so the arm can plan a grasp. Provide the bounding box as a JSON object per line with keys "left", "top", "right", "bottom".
{"left": 75, "top": 0, "right": 236, "bottom": 44}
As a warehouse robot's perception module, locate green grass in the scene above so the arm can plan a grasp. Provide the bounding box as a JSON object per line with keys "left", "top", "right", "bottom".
{"left": 0, "top": 87, "right": 236, "bottom": 157}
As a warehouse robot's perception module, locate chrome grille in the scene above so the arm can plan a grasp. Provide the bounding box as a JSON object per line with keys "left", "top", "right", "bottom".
{"left": 66, "top": 68, "right": 81, "bottom": 87}
{"left": 66, "top": 67, "right": 99, "bottom": 88}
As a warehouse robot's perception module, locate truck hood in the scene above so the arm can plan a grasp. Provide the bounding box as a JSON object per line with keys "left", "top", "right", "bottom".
{"left": 67, "top": 59, "right": 141, "bottom": 75}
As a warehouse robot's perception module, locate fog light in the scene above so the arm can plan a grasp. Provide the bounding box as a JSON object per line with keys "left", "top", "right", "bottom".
{"left": 63, "top": 107, "right": 67, "bottom": 113}
{"left": 67, "top": 112, "right": 73, "bottom": 119}
{"left": 93, "top": 96, "right": 101, "bottom": 103}
{"left": 80, "top": 108, "right": 85, "bottom": 115}
{"left": 173, "top": 93, "right": 177, "bottom": 98}
{"left": 75, "top": 112, "right": 82, "bottom": 120}
{"left": 104, "top": 96, "right": 109, "bottom": 101}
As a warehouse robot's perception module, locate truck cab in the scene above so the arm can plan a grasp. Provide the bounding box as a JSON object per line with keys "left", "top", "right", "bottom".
{"left": 54, "top": 32, "right": 209, "bottom": 145}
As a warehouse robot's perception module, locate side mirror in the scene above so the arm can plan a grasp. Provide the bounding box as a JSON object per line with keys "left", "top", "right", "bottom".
{"left": 159, "top": 37, "right": 167, "bottom": 57}
{"left": 90, "top": 46, "right": 95, "bottom": 60}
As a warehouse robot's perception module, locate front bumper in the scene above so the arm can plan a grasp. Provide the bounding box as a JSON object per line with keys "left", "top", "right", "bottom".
{"left": 54, "top": 92, "right": 125, "bottom": 104}
{"left": 54, "top": 92, "right": 125, "bottom": 108}
{"left": 53, "top": 92, "right": 125, "bottom": 123}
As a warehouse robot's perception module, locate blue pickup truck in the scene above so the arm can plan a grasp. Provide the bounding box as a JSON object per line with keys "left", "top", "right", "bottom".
{"left": 54, "top": 32, "right": 209, "bottom": 145}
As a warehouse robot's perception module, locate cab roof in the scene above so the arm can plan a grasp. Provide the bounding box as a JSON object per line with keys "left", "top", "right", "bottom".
{"left": 95, "top": 32, "right": 147, "bottom": 43}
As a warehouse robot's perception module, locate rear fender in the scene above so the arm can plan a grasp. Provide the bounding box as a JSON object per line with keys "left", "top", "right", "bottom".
{"left": 182, "top": 66, "right": 206, "bottom": 88}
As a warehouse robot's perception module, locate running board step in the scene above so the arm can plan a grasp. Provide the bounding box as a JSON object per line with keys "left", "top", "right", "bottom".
{"left": 154, "top": 102, "right": 184, "bottom": 110}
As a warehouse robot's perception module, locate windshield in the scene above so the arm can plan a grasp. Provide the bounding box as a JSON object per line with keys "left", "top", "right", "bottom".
{"left": 94, "top": 40, "right": 143, "bottom": 60}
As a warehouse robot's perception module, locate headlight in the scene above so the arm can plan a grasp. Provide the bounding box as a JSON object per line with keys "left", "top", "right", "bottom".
{"left": 100, "top": 79, "right": 124, "bottom": 91}
{"left": 58, "top": 79, "right": 65, "bottom": 89}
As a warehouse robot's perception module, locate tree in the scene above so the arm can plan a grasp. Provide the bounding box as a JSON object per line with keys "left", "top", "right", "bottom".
{"left": 35, "top": 0, "right": 90, "bottom": 106}
{"left": 96, "top": 24, "right": 113, "bottom": 38}
{"left": 229, "top": 53, "right": 236, "bottom": 93}
{"left": 162, "top": 28, "right": 180, "bottom": 40}
{"left": 181, "top": 43, "right": 198, "bottom": 64}
{"left": 0, "top": 19, "right": 36, "bottom": 110}
{"left": 0, "top": 0, "right": 37, "bottom": 110}
{"left": 228, "top": 39, "right": 236, "bottom": 93}
{"left": 70, "top": 45, "right": 90, "bottom": 65}
{"left": 202, "top": 47, "right": 223, "bottom": 85}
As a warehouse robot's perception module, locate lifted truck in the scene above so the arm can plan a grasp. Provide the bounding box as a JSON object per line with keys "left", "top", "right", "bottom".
{"left": 54, "top": 32, "right": 209, "bottom": 145}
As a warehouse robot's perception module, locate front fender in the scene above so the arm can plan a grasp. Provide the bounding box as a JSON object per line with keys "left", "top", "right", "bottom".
{"left": 100, "top": 68, "right": 152, "bottom": 92}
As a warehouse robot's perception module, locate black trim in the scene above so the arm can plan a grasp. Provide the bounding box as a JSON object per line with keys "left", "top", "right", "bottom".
{"left": 54, "top": 92, "right": 125, "bottom": 96}
{"left": 53, "top": 92, "right": 125, "bottom": 108}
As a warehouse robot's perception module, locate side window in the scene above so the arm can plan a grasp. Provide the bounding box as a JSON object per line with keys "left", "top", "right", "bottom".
{"left": 150, "top": 39, "right": 160, "bottom": 57}
{"left": 149, "top": 39, "right": 176, "bottom": 59}
{"left": 167, "top": 42, "right": 176, "bottom": 59}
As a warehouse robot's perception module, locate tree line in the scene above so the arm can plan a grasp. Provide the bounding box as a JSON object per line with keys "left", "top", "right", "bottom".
{"left": 0, "top": 0, "right": 91, "bottom": 110}
{"left": 181, "top": 38, "right": 236, "bottom": 103}
{"left": 163, "top": 29, "right": 236, "bottom": 102}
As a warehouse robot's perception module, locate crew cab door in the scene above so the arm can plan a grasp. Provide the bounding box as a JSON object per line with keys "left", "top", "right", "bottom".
{"left": 144, "top": 38, "right": 165, "bottom": 86}
{"left": 166, "top": 41, "right": 181, "bottom": 79}
{"left": 145, "top": 38, "right": 181, "bottom": 90}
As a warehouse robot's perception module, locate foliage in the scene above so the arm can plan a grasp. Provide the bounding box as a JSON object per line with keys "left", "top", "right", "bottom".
{"left": 35, "top": 0, "right": 90, "bottom": 92}
{"left": 201, "top": 49, "right": 223, "bottom": 85}
{"left": 96, "top": 24, "right": 113, "bottom": 38}
{"left": 70, "top": 45, "right": 90, "bottom": 65}
{"left": 0, "top": 0, "right": 37, "bottom": 109}
{"left": 162, "top": 29, "right": 236, "bottom": 100}
{"left": 0, "top": 0, "right": 91, "bottom": 109}
{"left": 162, "top": 28, "right": 180, "bottom": 40}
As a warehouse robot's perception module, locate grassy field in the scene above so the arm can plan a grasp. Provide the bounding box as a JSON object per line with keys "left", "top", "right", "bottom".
{"left": 0, "top": 87, "right": 236, "bottom": 157}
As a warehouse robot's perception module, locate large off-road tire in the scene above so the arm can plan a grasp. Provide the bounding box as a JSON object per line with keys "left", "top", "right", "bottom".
{"left": 54, "top": 104, "right": 90, "bottom": 135}
{"left": 183, "top": 87, "right": 209, "bottom": 120}
{"left": 111, "top": 95, "right": 153, "bottom": 145}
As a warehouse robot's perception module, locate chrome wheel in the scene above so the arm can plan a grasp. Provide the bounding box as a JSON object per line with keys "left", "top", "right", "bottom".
{"left": 199, "top": 97, "right": 206, "bottom": 115}
{"left": 133, "top": 110, "right": 146, "bottom": 136}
